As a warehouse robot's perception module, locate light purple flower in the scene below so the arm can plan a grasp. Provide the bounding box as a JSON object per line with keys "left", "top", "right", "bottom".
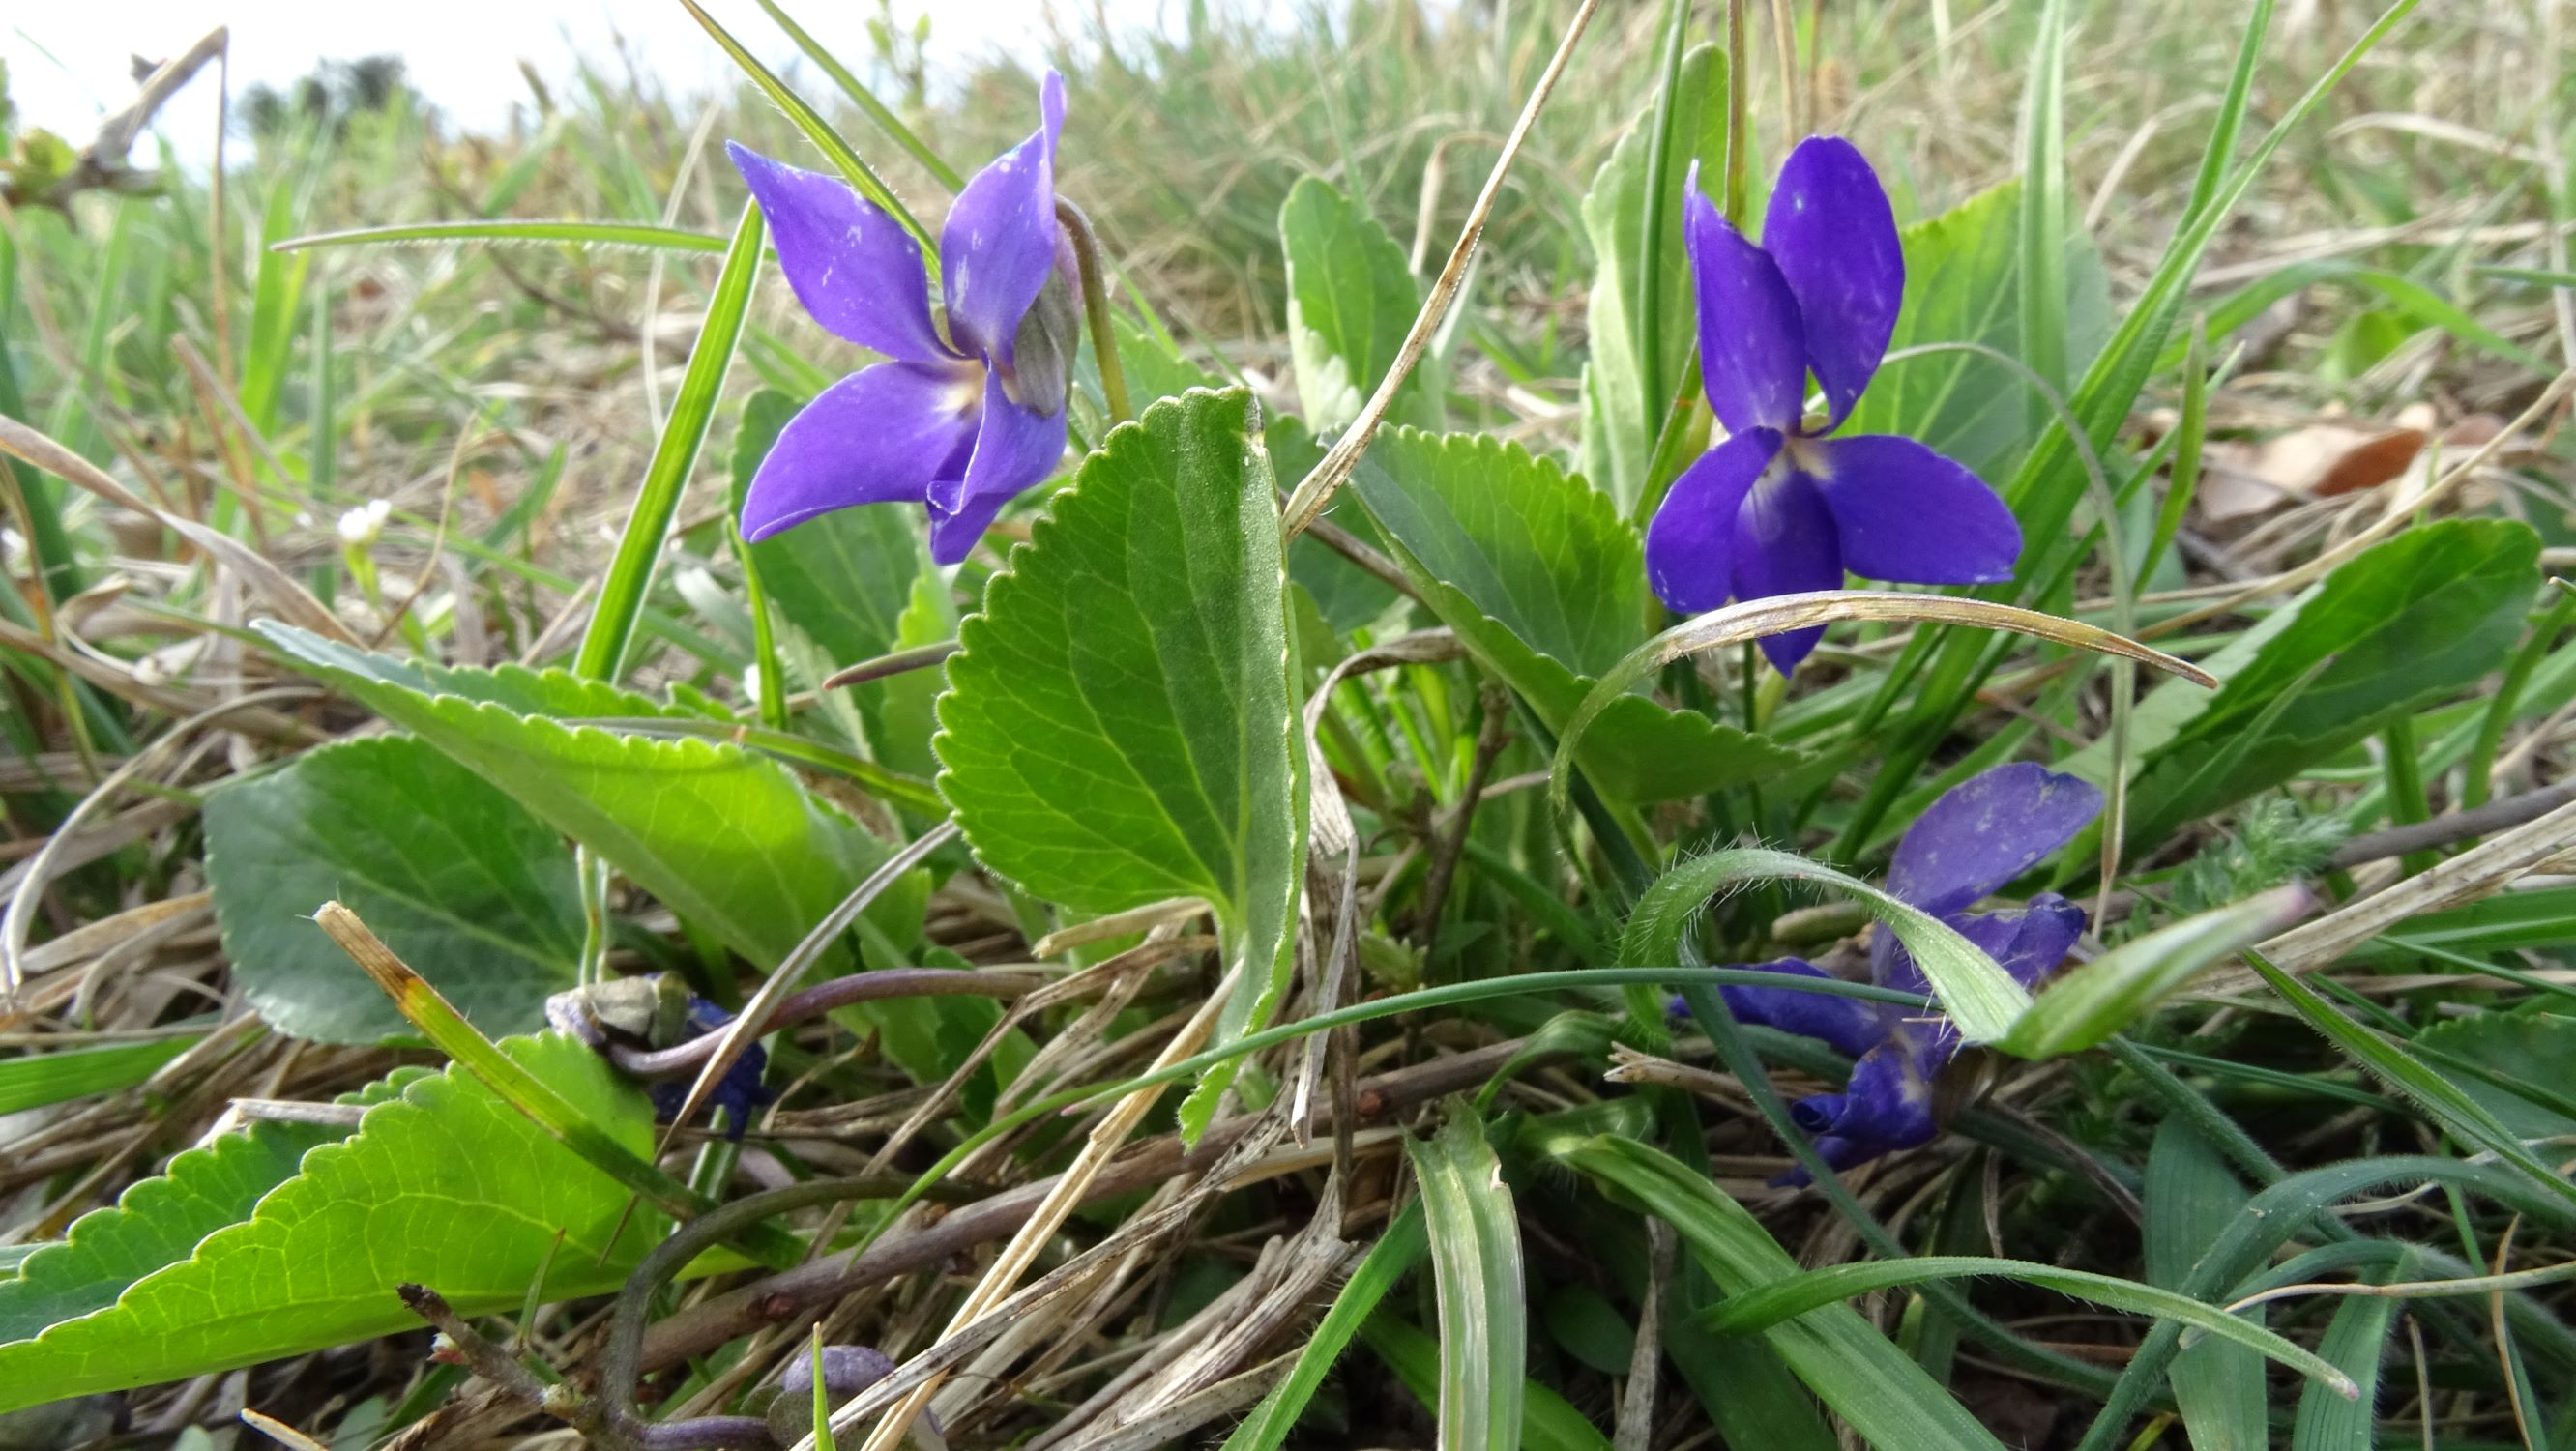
{"left": 729, "top": 72, "right": 1072, "bottom": 565}
{"left": 1712, "top": 763, "right": 2100, "bottom": 1174}
{"left": 1646, "top": 137, "right": 2023, "bottom": 675}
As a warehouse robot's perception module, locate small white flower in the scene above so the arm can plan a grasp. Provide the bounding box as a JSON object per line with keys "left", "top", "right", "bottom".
{"left": 337, "top": 499, "right": 393, "bottom": 547}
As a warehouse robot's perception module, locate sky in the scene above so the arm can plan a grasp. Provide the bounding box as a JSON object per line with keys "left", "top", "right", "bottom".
{"left": 6, "top": 0, "right": 1158, "bottom": 161}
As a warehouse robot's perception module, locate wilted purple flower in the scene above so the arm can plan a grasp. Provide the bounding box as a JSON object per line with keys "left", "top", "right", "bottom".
{"left": 729, "top": 72, "right": 1073, "bottom": 565}
{"left": 647, "top": 997, "right": 774, "bottom": 1141}
{"left": 1711, "top": 763, "right": 2099, "bottom": 1174}
{"left": 1646, "top": 137, "right": 2023, "bottom": 675}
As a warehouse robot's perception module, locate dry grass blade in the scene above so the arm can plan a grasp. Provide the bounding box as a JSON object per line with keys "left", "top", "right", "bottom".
{"left": 655, "top": 820, "right": 960, "bottom": 1151}
{"left": 0, "top": 415, "right": 356, "bottom": 646}
{"left": 2222, "top": 794, "right": 2576, "bottom": 989}
{"left": 0, "top": 688, "right": 311, "bottom": 1005}
{"left": 1549, "top": 589, "right": 2214, "bottom": 811}
{"left": 1277, "top": 0, "right": 1609, "bottom": 537}
{"left": 809, "top": 969, "right": 1241, "bottom": 1451}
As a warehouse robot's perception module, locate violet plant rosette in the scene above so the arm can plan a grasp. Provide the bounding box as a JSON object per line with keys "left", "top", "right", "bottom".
{"left": 1708, "top": 763, "right": 2102, "bottom": 1174}
{"left": 727, "top": 72, "right": 1074, "bottom": 564}
{"left": 1646, "top": 136, "right": 2025, "bottom": 675}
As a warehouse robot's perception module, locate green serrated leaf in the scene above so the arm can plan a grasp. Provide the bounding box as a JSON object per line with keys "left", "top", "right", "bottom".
{"left": 2411, "top": 1010, "right": 2576, "bottom": 1139}
{"left": 1279, "top": 177, "right": 1434, "bottom": 433}
{"left": 205, "top": 737, "right": 583, "bottom": 1045}
{"left": 935, "top": 388, "right": 1307, "bottom": 1140}
{"left": 0, "top": 1037, "right": 646, "bottom": 1410}
{"left": 1349, "top": 426, "right": 1805, "bottom": 801}
{"left": 1578, "top": 42, "right": 1728, "bottom": 512}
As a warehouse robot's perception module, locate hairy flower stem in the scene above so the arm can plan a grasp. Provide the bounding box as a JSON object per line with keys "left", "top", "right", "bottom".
{"left": 1055, "top": 197, "right": 1130, "bottom": 425}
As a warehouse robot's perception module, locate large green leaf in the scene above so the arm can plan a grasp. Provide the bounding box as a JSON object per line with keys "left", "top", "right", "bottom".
{"left": 1279, "top": 178, "right": 1434, "bottom": 433}
{"left": 251, "top": 625, "right": 952, "bottom": 1081}
{"left": 256, "top": 625, "right": 908, "bottom": 971}
{"left": 1349, "top": 426, "right": 1804, "bottom": 801}
{"left": 205, "top": 737, "right": 584, "bottom": 1045}
{"left": 2099, "top": 519, "right": 2538, "bottom": 837}
{"left": 935, "top": 388, "right": 1307, "bottom": 1137}
{"left": 2411, "top": 1011, "right": 2576, "bottom": 1139}
{"left": 0, "top": 1034, "right": 655, "bottom": 1409}
{"left": 1840, "top": 180, "right": 2111, "bottom": 482}
{"left": 730, "top": 389, "right": 951, "bottom": 778}
{"left": 1578, "top": 42, "right": 1727, "bottom": 512}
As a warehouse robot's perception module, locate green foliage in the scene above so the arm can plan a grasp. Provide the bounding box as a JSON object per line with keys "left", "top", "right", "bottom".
{"left": 1407, "top": 1106, "right": 1525, "bottom": 1449}
{"left": 0, "top": 1035, "right": 652, "bottom": 1409}
{"left": 936, "top": 388, "right": 1307, "bottom": 1137}
{"left": 0, "top": 1034, "right": 204, "bottom": 1117}
{"left": 1350, "top": 426, "right": 1804, "bottom": 801}
{"left": 1578, "top": 43, "right": 1727, "bottom": 511}
{"left": 1279, "top": 178, "right": 1434, "bottom": 432}
{"left": 204, "top": 737, "right": 583, "bottom": 1044}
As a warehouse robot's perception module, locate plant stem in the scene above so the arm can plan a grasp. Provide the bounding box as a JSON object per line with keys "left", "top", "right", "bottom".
{"left": 1057, "top": 197, "right": 1132, "bottom": 426}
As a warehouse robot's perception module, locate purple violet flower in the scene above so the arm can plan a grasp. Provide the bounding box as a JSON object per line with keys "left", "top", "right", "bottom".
{"left": 728, "top": 72, "right": 1072, "bottom": 565}
{"left": 1646, "top": 136, "right": 2024, "bottom": 675}
{"left": 1708, "top": 763, "right": 2100, "bottom": 1175}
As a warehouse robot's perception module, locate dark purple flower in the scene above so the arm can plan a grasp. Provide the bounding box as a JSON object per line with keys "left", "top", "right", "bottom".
{"left": 647, "top": 997, "right": 774, "bottom": 1141}
{"left": 1645, "top": 138, "right": 2024, "bottom": 675}
{"left": 729, "top": 72, "right": 1072, "bottom": 565}
{"left": 1711, "top": 763, "right": 2099, "bottom": 1174}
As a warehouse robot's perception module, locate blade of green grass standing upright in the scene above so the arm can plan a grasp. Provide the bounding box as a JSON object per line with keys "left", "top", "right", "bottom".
{"left": 573, "top": 200, "right": 763, "bottom": 683}
{"left": 2144, "top": 1118, "right": 2265, "bottom": 1451}
{"left": 308, "top": 276, "right": 335, "bottom": 492}
{"left": 241, "top": 171, "right": 312, "bottom": 443}
{"left": 2016, "top": 0, "right": 2071, "bottom": 426}
{"left": 2289, "top": 1260, "right": 2404, "bottom": 1451}
{"left": 1409, "top": 1106, "right": 1525, "bottom": 1451}
{"left": 751, "top": 0, "right": 963, "bottom": 191}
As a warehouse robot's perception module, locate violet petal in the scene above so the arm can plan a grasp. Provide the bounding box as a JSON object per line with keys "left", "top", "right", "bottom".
{"left": 941, "top": 71, "right": 1068, "bottom": 363}
{"left": 728, "top": 142, "right": 952, "bottom": 364}
{"left": 926, "top": 370, "right": 1065, "bottom": 565}
{"left": 1762, "top": 135, "right": 1903, "bottom": 431}
{"left": 1731, "top": 468, "right": 1843, "bottom": 675}
{"left": 1886, "top": 762, "right": 2104, "bottom": 918}
{"left": 1715, "top": 957, "right": 1885, "bottom": 1061}
{"left": 1784, "top": 1041, "right": 1939, "bottom": 1175}
{"left": 1684, "top": 175, "right": 1809, "bottom": 435}
{"left": 1645, "top": 426, "right": 1782, "bottom": 614}
{"left": 1954, "top": 892, "right": 2090, "bottom": 988}
{"left": 1806, "top": 433, "right": 2021, "bottom": 585}
{"left": 742, "top": 362, "right": 981, "bottom": 542}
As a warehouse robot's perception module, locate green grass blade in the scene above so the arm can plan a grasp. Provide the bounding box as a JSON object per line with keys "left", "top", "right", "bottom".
{"left": 1623, "top": 846, "right": 2029, "bottom": 1042}
{"left": 273, "top": 219, "right": 730, "bottom": 254}
{"left": 572, "top": 199, "right": 763, "bottom": 683}
{"left": 2243, "top": 950, "right": 2576, "bottom": 1217}
{"left": 0, "top": 1032, "right": 207, "bottom": 1115}
{"left": 1693, "top": 1255, "right": 2355, "bottom": 1398}
{"left": 750, "top": 0, "right": 964, "bottom": 191}
{"left": 1220, "top": 1204, "right": 1427, "bottom": 1451}
{"left": 678, "top": 0, "right": 937, "bottom": 263}
{"left": 1547, "top": 1135, "right": 2011, "bottom": 1451}
{"left": 2016, "top": 0, "right": 2071, "bottom": 413}
{"left": 2000, "top": 885, "right": 2311, "bottom": 1059}
{"left": 2180, "top": 0, "right": 2274, "bottom": 230}
{"left": 1409, "top": 1106, "right": 1526, "bottom": 1451}
{"left": 2289, "top": 1261, "right": 2407, "bottom": 1451}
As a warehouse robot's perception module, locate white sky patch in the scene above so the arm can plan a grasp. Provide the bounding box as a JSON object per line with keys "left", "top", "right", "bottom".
{"left": 6, "top": 0, "right": 1164, "bottom": 164}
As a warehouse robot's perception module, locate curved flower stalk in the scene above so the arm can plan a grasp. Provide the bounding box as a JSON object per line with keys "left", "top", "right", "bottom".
{"left": 1646, "top": 137, "right": 2024, "bottom": 675}
{"left": 1705, "top": 763, "right": 2101, "bottom": 1173}
{"left": 729, "top": 72, "right": 1076, "bottom": 564}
